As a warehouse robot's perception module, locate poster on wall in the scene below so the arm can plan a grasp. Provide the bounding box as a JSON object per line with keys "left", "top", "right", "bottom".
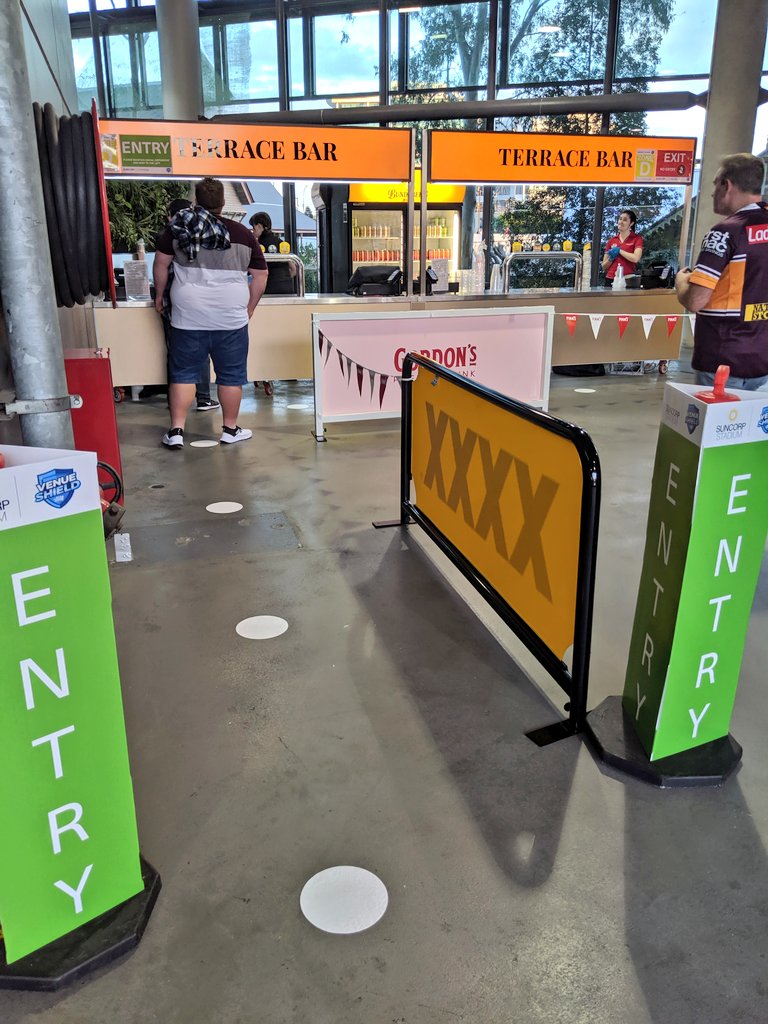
{"left": 311, "top": 307, "right": 554, "bottom": 439}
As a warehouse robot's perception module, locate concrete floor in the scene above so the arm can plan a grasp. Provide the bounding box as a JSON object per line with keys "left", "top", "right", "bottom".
{"left": 3, "top": 369, "right": 768, "bottom": 1023}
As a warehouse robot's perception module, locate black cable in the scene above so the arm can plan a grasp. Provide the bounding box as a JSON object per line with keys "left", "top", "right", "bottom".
{"left": 69, "top": 115, "right": 91, "bottom": 296}
{"left": 33, "top": 102, "right": 73, "bottom": 308}
{"left": 58, "top": 115, "right": 87, "bottom": 303}
{"left": 80, "top": 111, "right": 107, "bottom": 296}
{"left": 43, "top": 104, "right": 85, "bottom": 304}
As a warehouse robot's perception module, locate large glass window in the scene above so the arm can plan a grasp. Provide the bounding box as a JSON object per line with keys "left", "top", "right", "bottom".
{"left": 313, "top": 12, "right": 380, "bottom": 96}
{"left": 103, "top": 28, "right": 161, "bottom": 118}
{"left": 617, "top": 1, "right": 717, "bottom": 81}
{"left": 399, "top": 3, "right": 489, "bottom": 93}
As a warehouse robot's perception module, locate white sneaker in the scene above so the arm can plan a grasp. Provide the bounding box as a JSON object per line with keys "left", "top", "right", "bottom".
{"left": 162, "top": 428, "right": 184, "bottom": 448}
{"left": 220, "top": 426, "right": 252, "bottom": 444}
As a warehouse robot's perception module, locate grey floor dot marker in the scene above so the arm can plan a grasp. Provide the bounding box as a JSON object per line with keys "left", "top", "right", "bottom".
{"left": 300, "top": 866, "right": 389, "bottom": 934}
{"left": 235, "top": 615, "right": 289, "bottom": 639}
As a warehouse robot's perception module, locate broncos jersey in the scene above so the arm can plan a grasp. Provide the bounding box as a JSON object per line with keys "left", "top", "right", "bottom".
{"left": 689, "top": 202, "right": 768, "bottom": 378}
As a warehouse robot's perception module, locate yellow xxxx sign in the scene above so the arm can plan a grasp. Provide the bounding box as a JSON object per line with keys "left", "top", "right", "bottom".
{"left": 411, "top": 370, "right": 583, "bottom": 659}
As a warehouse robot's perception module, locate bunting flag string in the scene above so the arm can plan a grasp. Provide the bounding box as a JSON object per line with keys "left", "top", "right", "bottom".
{"left": 688, "top": 313, "right": 696, "bottom": 332}
{"left": 559, "top": 311, "right": 680, "bottom": 343}
{"left": 318, "top": 332, "right": 404, "bottom": 408}
{"left": 318, "top": 331, "right": 325, "bottom": 357}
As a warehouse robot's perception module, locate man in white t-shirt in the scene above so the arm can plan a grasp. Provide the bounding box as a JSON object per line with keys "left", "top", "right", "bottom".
{"left": 153, "top": 177, "right": 268, "bottom": 448}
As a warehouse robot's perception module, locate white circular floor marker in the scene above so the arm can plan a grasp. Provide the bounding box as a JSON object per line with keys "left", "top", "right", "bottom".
{"left": 286, "top": 403, "right": 309, "bottom": 410}
{"left": 574, "top": 388, "right": 597, "bottom": 394}
{"left": 235, "top": 615, "right": 289, "bottom": 639}
{"left": 190, "top": 440, "right": 219, "bottom": 448}
{"left": 300, "top": 866, "right": 388, "bottom": 934}
{"left": 206, "top": 501, "right": 244, "bottom": 514}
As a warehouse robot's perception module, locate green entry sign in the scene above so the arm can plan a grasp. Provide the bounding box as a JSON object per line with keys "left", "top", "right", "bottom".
{"left": 623, "top": 384, "right": 768, "bottom": 761}
{"left": 0, "top": 445, "right": 143, "bottom": 964}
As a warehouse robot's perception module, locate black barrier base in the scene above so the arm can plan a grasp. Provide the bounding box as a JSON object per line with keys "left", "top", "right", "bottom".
{"left": 0, "top": 857, "right": 161, "bottom": 991}
{"left": 585, "top": 696, "right": 742, "bottom": 788}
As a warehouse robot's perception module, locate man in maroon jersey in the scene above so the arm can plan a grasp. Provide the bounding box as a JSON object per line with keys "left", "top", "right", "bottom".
{"left": 676, "top": 153, "right": 768, "bottom": 390}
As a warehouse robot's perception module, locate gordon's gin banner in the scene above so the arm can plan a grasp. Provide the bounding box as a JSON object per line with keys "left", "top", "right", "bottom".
{"left": 311, "top": 307, "right": 553, "bottom": 434}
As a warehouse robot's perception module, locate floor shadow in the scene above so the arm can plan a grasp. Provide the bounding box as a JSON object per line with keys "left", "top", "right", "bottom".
{"left": 340, "top": 529, "right": 579, "bottom": 889}
{"left": 624, "top": 777, "right": 768, "bottom": 1023}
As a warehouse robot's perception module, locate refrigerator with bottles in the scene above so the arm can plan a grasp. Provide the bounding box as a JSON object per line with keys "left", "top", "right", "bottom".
{"left": 312, "top": 175, "right": 466, "bottom": 294}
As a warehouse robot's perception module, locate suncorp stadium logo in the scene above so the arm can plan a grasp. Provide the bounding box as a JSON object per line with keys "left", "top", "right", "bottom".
{"left": 758, "top": 406, "right": 768, "bottom": 435}
{"left": 715, "top": 410, "right": 748, "bottom": 441}
{"left": 34, "top": 468, "right": 81, "bottom": 509}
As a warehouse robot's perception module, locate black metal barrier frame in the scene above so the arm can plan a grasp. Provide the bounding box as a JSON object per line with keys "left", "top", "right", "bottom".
{"left": 376, "top": 354, "right": 601, "bottom": 744}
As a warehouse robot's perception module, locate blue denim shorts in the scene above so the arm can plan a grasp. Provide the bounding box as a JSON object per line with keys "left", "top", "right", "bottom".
{"left": 168, "top": 326, "right": 249, "bottom": 387}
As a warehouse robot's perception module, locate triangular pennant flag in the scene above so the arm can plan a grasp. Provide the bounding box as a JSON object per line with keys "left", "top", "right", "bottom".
{"left": 666, "top": 315, "right": 680, "bottom": 337}
{"left": 378, "top": 374, "right": 389, "bottom": 408}
{"left": 346, "top": 356, "right": 353, "bottom": 383}
{"left": 337, "top": 349, "right": 345, "bottom": 377}
{"left": 688, "top": 313, "right": 696, "bottom": 332}
{"left": 323, "top": 339, "right": 333, "bottom": 366}
{"left": 617, "top": 315, "right": 630, "bottom": 338}
{"left": 395, "top": 377, "right": 402, "bottom": 389}
{"left": 368, "top": 369, "right": 376, "bottom": 401}
{"left": 641, "top": 314, "right": 655, "bottom": 339}
{"left": 565, "top": 314, "right": 578, "bottom": 336}
{"left": 589, "top": 313, "right": 604, "bottom": 339}
{"left": 318, "top": 332, "right": 325, "bottom": 357}
{"left": 356, "top": 365, "right": 364, "bottom": 395}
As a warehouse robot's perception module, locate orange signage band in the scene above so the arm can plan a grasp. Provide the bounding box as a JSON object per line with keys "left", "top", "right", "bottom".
{"left": 428, "top": 130, "right": 697, "bottom": 186}
{"left": 98, "top": 119, "right": 413, "bottom": 183}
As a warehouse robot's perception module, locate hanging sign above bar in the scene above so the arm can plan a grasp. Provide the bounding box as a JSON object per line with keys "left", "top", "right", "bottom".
{"left": 98, "top": 119, "right": 413, "bottom": 183}
{"left": 349, "top": 169, "right": 464, "bottom": 205}
{"left": 428, "top": 130, "right": 696, "bottom": 186}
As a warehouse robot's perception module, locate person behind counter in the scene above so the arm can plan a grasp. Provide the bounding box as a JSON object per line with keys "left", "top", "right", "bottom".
{"left": 249, "top": 211, "right": 297, "bottom": 398}
{"left": 601, "top": 209, "right": 643, "bottom": 286}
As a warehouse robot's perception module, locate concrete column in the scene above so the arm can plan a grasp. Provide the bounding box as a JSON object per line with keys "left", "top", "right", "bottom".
{"left": 155, "top": 0, "right": 203, "bottom": 120}
{"left": 691, "top": 0, "right": 768, "bottom": 251}
{"left": 0, "top": 0, "right": 73, "bottom": 449}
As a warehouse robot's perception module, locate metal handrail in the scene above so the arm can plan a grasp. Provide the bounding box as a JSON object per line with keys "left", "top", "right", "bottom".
{"left": 501, "top": 251, "right": 584, "bottom": 292}
{"left": 263, "top": 253, "right": 305, "bottom": 296}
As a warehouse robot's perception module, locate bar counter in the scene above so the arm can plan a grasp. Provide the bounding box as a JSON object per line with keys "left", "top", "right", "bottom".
{"left": 83, "top": 288, "right": 684, "bottom": 386}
